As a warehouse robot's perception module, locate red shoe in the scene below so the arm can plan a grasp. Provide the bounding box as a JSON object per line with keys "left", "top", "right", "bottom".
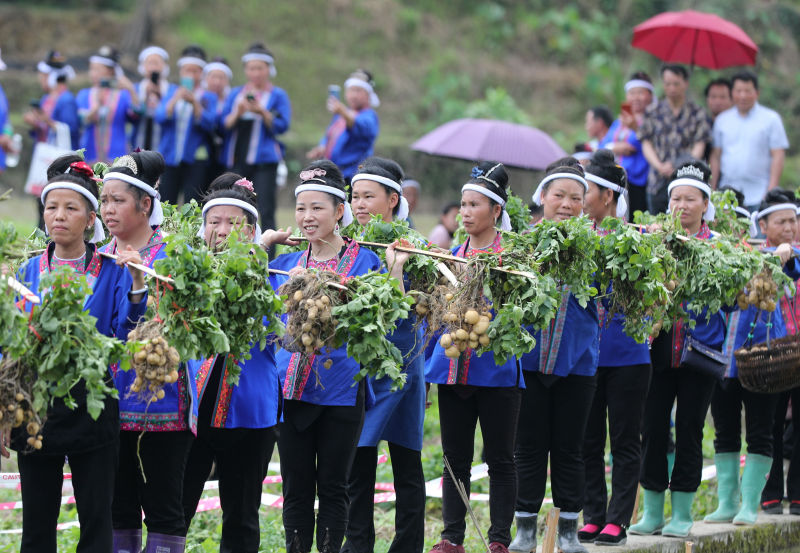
{"left": 489, "top": 542, "right": 510, "bottom": 553}
{"left": 428, "top": 540, "right": 465, "bottom": 553}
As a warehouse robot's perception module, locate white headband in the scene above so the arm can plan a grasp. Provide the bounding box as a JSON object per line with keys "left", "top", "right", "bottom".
{"left": 198, "top": 198, "right": 261, "bottom": 243}
{"left": 462, "top": 184, "right": 512, "bottom": 231}
{"left": 352, "top": 173, "right": 410, "bottom": 221}
{"left": 241, "top": 53, "right": 276, "bottom": 77}
{"left": 103, "top": 171, "right": 164, "bottom": 227}
{"left": 585, "top": 173, "right": 629, "bottom": 219}
{"left": 294, "top": 183, "right": 353, "bottom": 226}
{"left": 667, "top": 178, "right": 715, "bottom": 222}
{"left": 531, "top": 172, "right": 588, "bottom": 206}
{"left": 749, "top": 203, "right": 798, "bottom": 238}
{"left": 41, "top": 181, "right": 105, "bottom": 243}
{"left": 624, "top": 79, "right": 655, "bottom": 93}
{"left": 345, "top": 77, "right": 380, "bottom": 108}
{"left": 734, "top": 206, "right": 750, "bottom": 218}
{"left": 573, "top": 151, "right": 592, "bottom": 161}
{"left": 401, "top": 179, "right": 420, "bottom": 190}
{"left": 203, "top": 61, "right": 232, "bottom": 80}
{"left": 38, "top": 61, "right": 76, "bottom": 88}
{"left": 138, "top": 46, "right": 170, "bottom": 78}
{"left": 178, "top": 56, "right": 206, "bottom": 69}
{"left": 89, "top": 55, "right": 124, "bottom": 79}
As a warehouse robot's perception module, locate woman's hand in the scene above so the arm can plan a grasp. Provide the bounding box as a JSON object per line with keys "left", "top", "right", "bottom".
{"left": 306, "top": 145, "right": 325, "bottom": 160}
{"left": 116, "top": 245, "right": 146, "bottom": 292}
{"left": 775, "top": 243, "right": 794, "bottom": 265}
{"left": 386, "top": 239, "right": 412, "bottom": 272}
{"left": 288, "top": 266, "right": 307, "bottom": 278}
{"left": 261, "top": 227, "right": 301, "bottom": 248}
{"left": 326, "top": 96, "right": 346, "bottom": 115}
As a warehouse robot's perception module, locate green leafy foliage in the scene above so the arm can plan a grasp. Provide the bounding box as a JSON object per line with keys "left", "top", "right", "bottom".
{"left": 151, "top": 232, "right": 284, "bottom": 385}
{"left": 710, "top": 190, "right": 751, "bottom": 238}
{"left": 18, "top": 268, "right": 126, "bottom": 421}
{"left": 160, "top": 201, "right": 204, "bottom": 249}
{"left": 332, "top": 271, "right": 413, "bottom": 390}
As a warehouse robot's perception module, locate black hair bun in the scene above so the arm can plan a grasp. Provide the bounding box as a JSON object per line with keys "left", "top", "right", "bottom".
{"left": 181, "top": 45, "right": 207, "bottom": 61}
{"left": 300, "top": 160, "right": 345, "bottom": 192}
{"left": 95, "top": 45, "right": 119, "bottom": 63}
{"left": 247, "top": 42, "right": 273, "bottom": 58}
{"left": 206, "top": 172, "right": 257, "bottom": 203}
{"left": 587, "top": 149, "right": 627, "bottom": 190}
{"left": 47, "top": 153, "right": 86, "bottom": 180}
{"left": 471, "top": 161, "right": 509, "bottom": 190}
{"left": 763, "top": 189, "right": 795, "bottom": 206}
{"left": 358, "top": 156, "right": 404, "bottom": 184}
{"left": 545, "top": 156, "right": 585, "bottom": 178}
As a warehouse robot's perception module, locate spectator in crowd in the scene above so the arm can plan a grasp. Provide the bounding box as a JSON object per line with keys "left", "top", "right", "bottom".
{"left": 203, "top": 56, "right": 233, "bottom": 183}
{"left": 638, "top": 64, "right": 711, "bottom": 214}
{"left": 584, "top": 106, "right": 613, "bottom": 151}
{"left": 600, "top": 71, "right": 654, "bottom": 215}
{"left": 306, "top": 69, "right": 380, "bottom": 184}
{"left": 130, "top": 46, "right": 174, "bottom": 152}
{"left": 428, "top": 202, "right": 460, "bottom": 249}
{"left": 704, "top": 78, "right": 732, "bottom": 121}
{"left": 573, "top": 143, "right": 593, "bottom": 167}
{"left": 0, "top": 49, "right": 11, "bottom": 172}
{"left": 402, "top": 178, "right": 420, "bottom": 228}
{"left": 26, "top": 50, "right": 79, "bottom": 149}
{"left": 710, "top": 70, "right": 789, "bottom": 212}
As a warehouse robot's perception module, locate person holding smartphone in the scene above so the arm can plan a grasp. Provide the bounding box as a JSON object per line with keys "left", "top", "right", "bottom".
{"left": 306, "top": 69, "right": 380, "bottom": 185}
{"left": 221, "top": 42, "right": 291, "bottom": 242}
{"left": 131, "top": 46, "right": 175, "bottom": 152}
{"left": 155, "top": 45, "right": 217, "bottom": 205}
{"left": 76, "top": 45, "right": 140, "bottom": 163}
{"left": 598, "top": 71, "right": 654, "bottom": 216}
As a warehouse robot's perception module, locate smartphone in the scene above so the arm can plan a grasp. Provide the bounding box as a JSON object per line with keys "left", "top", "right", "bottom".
{"left": 621, "top": 101, "right": 633, "bottom": 116}
{"left": 328, "top": 84, "right": 341, "bottom": 101}
{"left": 28, "top": 98, "right": 41, "bottom": 110}
{"left": 99, "top": 78, "right": 112, "bottom": 89}
{"left": 150, "top": 71, "right": 160, "bottom": 84}
{"left": 180, "top": 76, "right": 194, "bottom": 90}
{"left": 246, "top": 93, "right": 256, "bottom": 102}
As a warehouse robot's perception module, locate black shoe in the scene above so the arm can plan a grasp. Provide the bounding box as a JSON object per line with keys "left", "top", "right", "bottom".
{"left": 577, "top": 524, "right": 601, "bottom": 543}
{"left": 595, "top": 527, "right": 627, "bottom": 546}
{"left": 761, "top": 500, "right": 783, "bottom": 515}
{"left": 790, "top": 501, "right": 800, "bottom": 515}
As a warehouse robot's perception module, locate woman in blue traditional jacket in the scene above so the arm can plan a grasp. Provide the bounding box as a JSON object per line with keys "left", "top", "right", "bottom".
{"left": 306, "top": 69, "right": 380, "bottom": 184}
{"left": 342, "top": 157, "right": 426, "bottom": 553}
{"left": 28, "top": 50, "right": 80, "bottom": 149}
{"left": 99, "top": 150, "right": 197, "bottom": 553}
{"left": 156, "top": 45, "right": 218, "bottom": 205}
{"left": 3, "top": 159, "right": 147, "bottom": 553}
{"left": 426, "top": 162, "right": 522, "bottom": 553}
{"left": 265, "top": 160, "right": 405, "bottom": 553}
{"left": 631, "top": 160, "right": 729, "bottom": 538}
{"left": 705, "top": 191, "right": 800, "bottom": 525}
{"left": 76, "top": 45, "right": 140, "bottom": 163}
{"left": 574, "top": 150, "right": 650, "bottom": 547}
{"left": 510, "top": 158, "right": 598, "bottom": 553}
{"left": 182, "top": 172, "right": 278, "bottom": 553}
{"left": 130, "top": 46, "right": 174, "bottom": 152}
{"left": 221, "top": 42, "right": 290, "bottom": 236}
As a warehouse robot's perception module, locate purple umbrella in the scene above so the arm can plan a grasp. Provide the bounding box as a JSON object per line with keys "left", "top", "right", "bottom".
{"left": 411, "top": 118, "right": 567, "bottom": 171}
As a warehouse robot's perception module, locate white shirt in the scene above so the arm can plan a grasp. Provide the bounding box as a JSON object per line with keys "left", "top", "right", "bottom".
{"left": 713, "top": 102, "right": 789, "bottom": 206}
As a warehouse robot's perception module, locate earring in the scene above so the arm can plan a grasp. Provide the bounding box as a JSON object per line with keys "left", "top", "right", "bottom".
{"left": 334, "top": 223, "right": 340, "bottom": 236}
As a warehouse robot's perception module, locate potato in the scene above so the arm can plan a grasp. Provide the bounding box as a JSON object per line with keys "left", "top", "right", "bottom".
{"left": 464, "top": 310, "right": 480, "bottom": 325}
{"left": 455, "top": 328, "right": 469, "bottom": 341}
{"left": 323, "top": 359, "right": 333, "bottom": 369}
{"left": 479, "top": 335, "right": 490, "bottom": 347}
{"left": 301, "top": 334, "right": 314, "bottom": 347}
{"left": 440, "top": 334, "right": 453, "bottom": 348}
{"left": 156, "top": 389, "right": 166, "bottom": 400}
{"left": 445, "top": 346, "right": 461, "bottom": 359}
{"left": 445, "top": 293, "right": 454, "bottom": 301}
{"left": 294, "top": 290, "right": 304, "bottom": 301}
{"left": 468, "top": 340, "right": 479, "bottom": 349}
{"left": 473, "top": 321, "right": 490, "bottom": 335}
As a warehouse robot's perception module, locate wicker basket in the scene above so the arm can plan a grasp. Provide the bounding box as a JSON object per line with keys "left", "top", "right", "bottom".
{"left": 736, "top": 333, "right": 800, "bottom": 393}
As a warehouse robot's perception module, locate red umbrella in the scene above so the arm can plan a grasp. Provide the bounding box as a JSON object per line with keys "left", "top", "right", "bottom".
{"left": 632, "top": 10, "right": 758, "bottom": 69}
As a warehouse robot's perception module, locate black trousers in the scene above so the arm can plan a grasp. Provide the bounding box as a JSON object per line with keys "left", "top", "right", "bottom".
{"left": 19, "top": 442, "right": 117, "bottom": 553}
{"left": 279, "top": 395, "right": 365, "bottom": 552}
{"left": 439, "top": 384, "right": 522, "bottom": 546}
{"left": 112, "top": 430, "right": 193, "bottom": 535}
{"left": 515, "top": 372, "right": 596, "bottom": 515}
{"left": 627, "top": 185, "right": 648, "bottom": 218}
{"left": 711, "top": 378, "right": 776, "bottom": 456}
{"left": 342, "top": 443, "right": 425, "bottom": 553}
{"left": 231, "top": 162, "right": 277, "bottom": 234}
{"left": 763, "top": 386, "right": 800, "bottom": 502}
{"left": 159, "top": 161, "right": 210, "bottom": 205}
{"left": 183, "top": 426, "right": 277, "bottom": 552}
{"left": 640, "top": 368, "right": 715, "bottom": 492}
{"left": 583, "top": 364, "right": 651, "bottom": 527}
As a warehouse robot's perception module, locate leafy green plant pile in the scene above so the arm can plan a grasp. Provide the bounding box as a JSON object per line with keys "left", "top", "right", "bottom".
{"left": 159, "top": 201, "right": 204, "bottom": 249}
{"left": 141, "top": 232, "right": 284, "bottom": 387}
{"left": 0, "top": 268, "right": 126, "bottom": 449}
{"left": 278, "top": 269, "right": 413, "bottom": 390}
{"left": 709, "top": 189, "right": 751, "bottom": 239}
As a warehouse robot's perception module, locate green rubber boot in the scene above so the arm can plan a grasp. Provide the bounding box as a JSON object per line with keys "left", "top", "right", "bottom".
{"left": 733, "top": 454, "right": 772, "bottom": 525}
{"left": 667, "top": 451, "right": 676, "bottom": 479}
{"left": 662, "top": 491, "right": 696, "bottom": 537}
{"left": 705, "top": 453, "right": 741, "bottom": 523}
{"left": 629, "top": 489, "right": 665, "bottom": 535}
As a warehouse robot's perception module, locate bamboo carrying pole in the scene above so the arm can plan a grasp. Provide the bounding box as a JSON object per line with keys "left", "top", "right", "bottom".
{"left": 685, "top": 541, "right": 694, "bottom": 553}
{"left": 542, "top": 507, "right": 560, "bottom": 553}
{"left": 443, "top": 455, "right": 491, "bottom": 553}
{"left": 3, "top": 275, "right": 40, "bottom": 305}
{"left": 267, "top": 268, "right": 348, "bottom": 291}
{"left": 98, "top": 251, "right": 175, "bottom": 284}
